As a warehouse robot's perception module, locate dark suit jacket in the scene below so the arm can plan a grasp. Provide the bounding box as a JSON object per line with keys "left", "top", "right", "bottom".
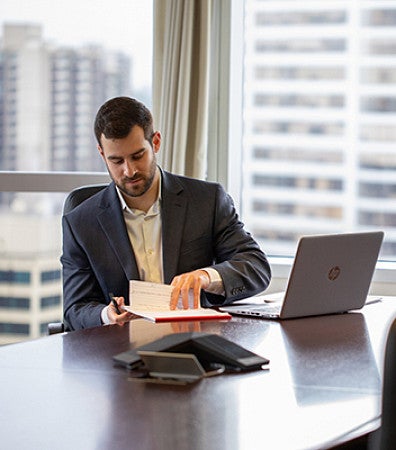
{"left": 61, "top": 170, "right": 271, "bottom": 330}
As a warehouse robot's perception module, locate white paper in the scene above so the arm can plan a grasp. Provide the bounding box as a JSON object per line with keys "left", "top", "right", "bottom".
{"left": 130, "top": 280, "right": 174, "bottom": 311}
{"left": 124, "top": 280, "right": 231, "bottom": 322}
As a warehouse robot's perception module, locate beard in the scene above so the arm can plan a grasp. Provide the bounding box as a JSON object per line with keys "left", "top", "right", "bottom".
{"left": 113, "top": 158, "right": 157, "bottom": 199}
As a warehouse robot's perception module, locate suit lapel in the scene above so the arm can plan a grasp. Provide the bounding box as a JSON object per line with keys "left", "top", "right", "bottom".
{"left": 161, "top": 171, "right": 187, "bottom": 284}
{"left": 96, "top": 184, "right": 140, "bottom": 280}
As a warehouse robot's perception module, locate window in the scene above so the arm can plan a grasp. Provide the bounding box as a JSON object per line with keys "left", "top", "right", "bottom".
{"left": 0, "top": 270, "right": 30, "bottom": 284}
{"left": 0, "top": 323, "right": 30, "bottom": 335}
{"left": 41, "top": 270, "right": 61, "bottom": 283}
{"left": 41, "top": 296, "right": 61, "bottom": 309}
{"left": 0, "top": 2, "right": 152, "bottom": 175}
{"left": 0, "top": 0, "right": 153, "bottom": 344}
{"left": 0, "top": 297, "right": 30, "bottom": 309}
{"left": 241, "top": 1, "right": 396, "bottom": 261}
{"left": 1, "top": 0, "right": 396, "bottom": 342}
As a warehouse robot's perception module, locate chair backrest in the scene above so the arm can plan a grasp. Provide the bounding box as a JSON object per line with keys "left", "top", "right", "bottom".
{"left": 63, "top": 183, "right": 108, "bottom": 214}
{"left": 369, "top": 316, "right": 396, "bottom": 449}
{"left": 377, "top": 317, "right": 396, "bottom": 449}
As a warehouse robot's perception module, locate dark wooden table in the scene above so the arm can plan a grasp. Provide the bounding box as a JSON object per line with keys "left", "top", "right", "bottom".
{"left": 1, "top": 298, "right": 396, "bottom": 450}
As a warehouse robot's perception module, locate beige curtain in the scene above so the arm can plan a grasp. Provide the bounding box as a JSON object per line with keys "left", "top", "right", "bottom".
{"left": 152, "top": 0, "right": 211, "bottom": 179}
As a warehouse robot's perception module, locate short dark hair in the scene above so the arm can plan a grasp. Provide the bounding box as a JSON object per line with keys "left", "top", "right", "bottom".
{"left": 94, "top": 97, "right": 154, "bottom": 147}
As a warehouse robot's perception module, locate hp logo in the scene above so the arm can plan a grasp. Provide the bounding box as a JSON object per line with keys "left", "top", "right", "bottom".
{"left": 328, "top": 266, "right": 341, "bottom": 281}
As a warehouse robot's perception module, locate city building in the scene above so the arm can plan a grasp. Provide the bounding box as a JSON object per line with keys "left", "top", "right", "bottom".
{"left": 242, "top": 2, "right": 396, "bottom": 258}
{"left": 0, "top": 215, "right": 62, "bottom": 344}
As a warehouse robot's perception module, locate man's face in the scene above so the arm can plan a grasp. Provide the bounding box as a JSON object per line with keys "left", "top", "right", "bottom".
{"left": 98, "top": 125, "right": 161, "bottom": 199}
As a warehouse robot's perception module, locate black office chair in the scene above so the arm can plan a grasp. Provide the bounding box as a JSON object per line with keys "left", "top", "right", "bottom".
{"left": 63, "top": 183, "right": 109, "bottom": 214}
{"left": 368, "top": 316, "right": 396, "bottom": 450}
{"left": 47, "top": 183, "right": 109, "bottom": 335}
{"left": 326, "top": 317, "right": 396, "bottom": 450}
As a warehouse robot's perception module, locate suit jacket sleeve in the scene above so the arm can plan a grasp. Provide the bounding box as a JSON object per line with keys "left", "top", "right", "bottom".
{"left": 160, "top": 173, "right": 271, "bottom": 307}
{"left": 203, "top": 183, "right": 271, "bottom": 306}
{"left": 61, "top": 215, "right": 107, "bottom": 330}
{"left": 61, "top": 184, "right": 136, "bottom": 330}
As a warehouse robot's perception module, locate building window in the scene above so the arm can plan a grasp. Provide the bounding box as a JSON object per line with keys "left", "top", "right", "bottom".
{"left": 0, "top": 296, "right": 30, "bottom": 309}
{"left": 41, "top": 270, "right": 61, "bottom": 283}
{"left": 0, "top": 323, "right": 30, "bottom": 335}
{"left": 0, "top": 270, "right": 30, "bottom": 284}
{"left": 40, "top": 295, "right": 61, "bottom": 309}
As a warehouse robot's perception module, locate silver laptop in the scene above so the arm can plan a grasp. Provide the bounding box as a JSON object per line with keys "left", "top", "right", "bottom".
{"left": 220, "top": 231, "right": 384, "bottom": 320}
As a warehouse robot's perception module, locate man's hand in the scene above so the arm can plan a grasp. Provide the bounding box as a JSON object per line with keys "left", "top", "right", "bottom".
{"left": 107, "top": 296, "right": 136, "bottom": 326}
{"left": 170, "top": 270, "right": 210, "bottom": 310}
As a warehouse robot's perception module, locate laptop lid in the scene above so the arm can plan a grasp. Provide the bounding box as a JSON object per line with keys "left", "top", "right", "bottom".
{"left": 220, "top": 231, "right": 384, "bottom": 320}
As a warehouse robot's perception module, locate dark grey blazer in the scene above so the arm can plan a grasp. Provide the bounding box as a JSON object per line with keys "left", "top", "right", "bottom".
{"left": 61, "top": 170, "right": 271, "bottom": 330}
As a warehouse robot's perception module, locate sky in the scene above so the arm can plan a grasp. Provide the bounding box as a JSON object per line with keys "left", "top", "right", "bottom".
{"left": 0, "top": 0, "right": 153, "bottom": 90}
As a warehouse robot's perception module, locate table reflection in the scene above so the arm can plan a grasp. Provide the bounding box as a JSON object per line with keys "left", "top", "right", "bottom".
{"left": 280, "top": 313, "right": 380, "bottom": 405}
{"left": 128, "top": 318, "right": 203, "bottom": 347}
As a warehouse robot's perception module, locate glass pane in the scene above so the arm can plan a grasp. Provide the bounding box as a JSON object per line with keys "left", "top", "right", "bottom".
{"left": 0, "top": 0, "right": 153, "bottom": 172}
{"left": 0, "top": 192, "right": 65, "bottom": 344}
{"left": 242, "top": 1, "right": 396, "bottom": 261}
{"left": 0, "top": 1, "right": 153, "bottom": 344}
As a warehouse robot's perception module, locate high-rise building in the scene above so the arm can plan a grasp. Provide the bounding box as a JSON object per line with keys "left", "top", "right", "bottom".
{"left": 0, "top": 24, "right": 51, "bottom": 173}
{"left": 50, "top": 45, "right": 130, "bottom": 172}
{"left": 0, "top": 215, "right": 62, "bottom": 344}
{"left": 242, "top": 2, "right": 396, "bottom": 259}
{"left": 0, "top": 23, "right": 131, "bottom": 175}
{"left": 0, "top": 24, "right": 131, "bottom": 344}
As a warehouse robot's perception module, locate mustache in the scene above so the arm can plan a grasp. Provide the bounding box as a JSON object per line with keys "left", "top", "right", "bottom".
{"left": 123, "top": 174, "right": 143, "bottom": 182}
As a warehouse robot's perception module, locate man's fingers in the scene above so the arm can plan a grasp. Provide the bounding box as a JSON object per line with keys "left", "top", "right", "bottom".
{"left": 170, "top": 272, "right": 205, "bottom": 309}
{"left": 107, "top": 296, "right": 134, "bottom": 324}
{"left": 170, "top": 281, "right": 181, "bottom": 310}
{"left": 193, "top": 278, "right": 200, "bottom": 308}
{"left": 181, "top": 284, "right": 190, "bottom": 309}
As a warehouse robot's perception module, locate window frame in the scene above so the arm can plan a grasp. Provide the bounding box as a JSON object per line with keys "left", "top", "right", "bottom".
{"left": 0, "top": 0, "right": 395, "bottom": 296}
{"left": 0, "top": 171, "right": 109, "bottom": 192}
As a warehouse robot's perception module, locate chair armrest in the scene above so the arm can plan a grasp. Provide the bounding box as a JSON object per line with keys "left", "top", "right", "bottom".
{"left": 48, "top": 322, "right": 65, "bottom": 335}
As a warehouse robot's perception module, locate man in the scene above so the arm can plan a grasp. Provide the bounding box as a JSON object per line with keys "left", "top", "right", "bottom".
{"left": 61, "top": 96, "right": 271, "bottom": 330}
